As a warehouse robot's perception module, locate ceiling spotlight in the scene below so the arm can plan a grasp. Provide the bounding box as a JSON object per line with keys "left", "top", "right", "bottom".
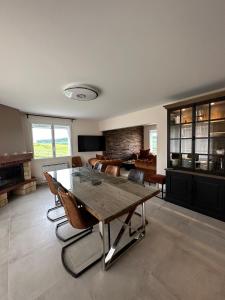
{"left": 63, "top": 86, "right": 98, "bottom": 101}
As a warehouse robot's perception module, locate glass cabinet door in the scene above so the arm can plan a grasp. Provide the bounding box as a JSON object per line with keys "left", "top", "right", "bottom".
{"left": 196, "top": 122, "right": 208, "bottom": 137}
{"left": 196, "top": 104, "right": 209, "bottom": 122}
{"left": 194, "top": 104, "right": 209, "bottom": 171}
{"left": 181, "top": 107, "right": 192, "bottom": 124}
{"left": 210, "top": 120, "right": 225, "bottom": 138}
{"left": 168, "top": 99, "right": 225, "bottom": 175}
{"left": 170, "top": 139, "right": 180, "bottom": 153}
{"left": 169, "top": 109, "right": 181, "bottom": 167}
{"left": 170, "top": 110, "right": 180, "bottom": 125}
{"left": 170, "top": 125, "right": 180, "bottom": 138}
{"left": 181, "top": 107, "right": 193, "bottom": 168}
{"left": 169, "top": 107, "right": 193, "bottom": 169}
{"left": 181, "top": 124, "right": 192, "bottom": 138}
{"left": 209, "top": 100, "right": 225, "bottom": 174}
{"left": 210, "top": 100, "right": 225, "bottom": 120}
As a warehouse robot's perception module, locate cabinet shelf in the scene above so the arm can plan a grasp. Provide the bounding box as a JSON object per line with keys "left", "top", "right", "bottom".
{"left": 210, "top": 135, "right": 225, "bottom": 138}
{"left": 210, "top": 118, "right": 225, "bottom": 122}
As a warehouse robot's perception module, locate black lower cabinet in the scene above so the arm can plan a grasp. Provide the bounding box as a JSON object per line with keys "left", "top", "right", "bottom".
{"left": 166, "top": 170, "right": 225, "bottom": 221}
{"left": 166, "top": 171, "right": 192, "bottom": 206}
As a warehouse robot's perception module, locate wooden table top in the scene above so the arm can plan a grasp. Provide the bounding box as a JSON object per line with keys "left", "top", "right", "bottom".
{"left": 50, "top": 167, "right": 159, "bottom": 223}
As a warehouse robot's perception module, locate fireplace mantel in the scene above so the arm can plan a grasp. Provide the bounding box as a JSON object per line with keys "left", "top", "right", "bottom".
{"left": 0, "top": 152, "right": 33, "bottom": 167}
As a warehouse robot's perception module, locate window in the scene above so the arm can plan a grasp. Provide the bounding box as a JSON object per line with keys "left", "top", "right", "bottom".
{"left": 32, "top": 124, "right": 71, "bottom": 159}
{"left": 149, "top": 129, "right": 157, "bottom": 155}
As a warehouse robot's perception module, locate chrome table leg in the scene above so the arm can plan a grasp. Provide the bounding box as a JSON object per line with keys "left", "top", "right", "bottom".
{"left": 102, "top": 207, "right": 145, "bottom": 271}
{"left": 100, "top": 221, "right": 106, "bottom": 271}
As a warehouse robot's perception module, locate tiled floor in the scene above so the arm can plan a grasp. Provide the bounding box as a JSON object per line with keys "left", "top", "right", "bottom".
{"left": 1, "top": 184, "right": 225, "bottom": 300}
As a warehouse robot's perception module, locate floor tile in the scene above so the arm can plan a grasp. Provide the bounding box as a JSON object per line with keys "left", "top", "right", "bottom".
{"left": 0, "top": 185, "right": 224, "bottom": 300}
{"left": 0, "top": 262, "right": 8, "bottom": 300}
{"left": 8, "top": 243, "right": 64, "bottom": 300}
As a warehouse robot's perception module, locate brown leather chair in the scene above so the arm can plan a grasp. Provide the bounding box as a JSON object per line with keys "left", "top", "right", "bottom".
{"left": 43, "top": 172, "right": 66, "bottom": 222}
{"left": 105, "top": 165, "right": 120, "bottom": 177}
{"left": 43, "top": 176, "right": 86, "bottom": 243}
{"left": 58, "top": 188, "right": 102, "bottom": 278}
{"left": 72, "top": 156, "right": 83, "bottom": 168}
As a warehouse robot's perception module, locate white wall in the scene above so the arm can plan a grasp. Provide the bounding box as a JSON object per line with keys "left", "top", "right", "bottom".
{"left": 99, "top": 105, "right": 167, "bottom": 174}
{"left": 72, "top": 119, "right": 103, "bottom": 163}
{"left": 24, "top": 116, "right": 102, "bottom": 183}
{"left": 144, "top": 124, "right": 157, "bottom": 150}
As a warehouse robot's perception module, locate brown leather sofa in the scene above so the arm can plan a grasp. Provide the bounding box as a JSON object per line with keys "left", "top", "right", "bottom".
{"left": 88, "top": 157, "right": 122, "bottom": 172}
{"left": 88, "top": 151, "right": 156, "bottom": 180}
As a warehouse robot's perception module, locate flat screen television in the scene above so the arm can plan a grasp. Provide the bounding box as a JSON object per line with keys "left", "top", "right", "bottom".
{"left": 78, "top": 135, "right": 105, "bottom": 152}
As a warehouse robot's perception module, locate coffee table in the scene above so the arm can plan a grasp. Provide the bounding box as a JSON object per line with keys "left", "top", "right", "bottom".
{"left": 121, "top": 160, "right": 136, "bottom": 171}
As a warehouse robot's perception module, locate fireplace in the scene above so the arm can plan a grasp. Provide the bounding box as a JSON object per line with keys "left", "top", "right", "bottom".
{"left": 0, "top": 153, "right": 36, "bottom": 207}
{"left": 0, "top": 164, "right": 24, "bottom": 189}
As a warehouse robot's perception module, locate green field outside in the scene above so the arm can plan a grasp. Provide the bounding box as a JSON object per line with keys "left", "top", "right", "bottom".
{"left": 33, "top": 143, "right": 69, "bottom": 159}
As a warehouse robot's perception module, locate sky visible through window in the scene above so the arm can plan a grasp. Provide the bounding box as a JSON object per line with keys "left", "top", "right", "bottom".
{"left": 32, "top": 124, "right": 70, "bottom": 158}
{"left": 32, "top": 126, "right": 68, "bottom": 142}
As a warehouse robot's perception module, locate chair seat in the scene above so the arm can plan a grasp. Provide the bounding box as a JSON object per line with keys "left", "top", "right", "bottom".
{"left": 149, "top": 174, "right": 166, "bottom": 185}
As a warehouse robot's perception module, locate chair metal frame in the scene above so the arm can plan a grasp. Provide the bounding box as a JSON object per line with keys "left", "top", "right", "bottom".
{"left": 60, "top": 222, "right": 111, "bottom": 278}
{"left": 55, "top": 219, "right": 93, "bottom": 242}
{"left": 44, "top": 172, "right": 67, "bottom": 222}
{"left": 57, "top": 189, "right": 103, "bottom": 278}
{"left": 46, "top": 194, "right": 66, "bottom": 222}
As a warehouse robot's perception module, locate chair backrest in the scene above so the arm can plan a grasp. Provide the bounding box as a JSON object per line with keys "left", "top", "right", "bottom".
{"left": 105, "top": 165, "right": 120, "bottom": 177}
{"left": 58, "top": 188, "right": 88, "bottom": 229}
{"left": 128, "top": 169, "right": 144, "bottom": 185}
{"left": 43, "top": 172, "right": 58, "bottom": 196}
{"left": 72, "top": 156, "right": 82, "bottom": 167}
{"left": 93, "top": 162, "right": 103, "bottom": 172}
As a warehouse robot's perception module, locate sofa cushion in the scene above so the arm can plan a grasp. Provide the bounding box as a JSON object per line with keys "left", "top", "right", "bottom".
{"left": 139, "top": 149, "right": 150, "bottom": 159}
{"left": 88, "top": 158, "right": 99, "bottom": 166}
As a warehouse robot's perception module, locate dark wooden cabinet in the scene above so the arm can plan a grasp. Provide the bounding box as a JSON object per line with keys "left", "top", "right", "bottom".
{"left": 166, "top": 171, "right": 192, "bottom": 206}
{"left": 166, "top": 166, "right": 225, "bottom": 221}
{"left": 165, "top": 93, "right": 225, "bottom": 221}
{"left": 193, "top": 176, "right": 225, "bottom": 217}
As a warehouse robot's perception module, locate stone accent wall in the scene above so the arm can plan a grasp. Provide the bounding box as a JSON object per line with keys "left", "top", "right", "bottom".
{"left": 103, "top": 126, "right": 144, "bottom": 160}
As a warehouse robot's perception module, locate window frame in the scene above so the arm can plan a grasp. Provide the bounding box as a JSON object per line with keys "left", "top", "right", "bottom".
{"left": 149, "top": 129, "right": 157, "bottom": 155}
{"left": 31, "top": 123, "right": 72, "bottom": 159}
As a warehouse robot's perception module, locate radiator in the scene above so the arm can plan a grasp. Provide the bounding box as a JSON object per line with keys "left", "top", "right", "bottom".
{"left": 42, "top": 162, "right": 68, "bottom": 173}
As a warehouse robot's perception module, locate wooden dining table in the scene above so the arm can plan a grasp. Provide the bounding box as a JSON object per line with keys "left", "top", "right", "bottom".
{"left": 50, "top": 167, "right": 159, "bottom": 274}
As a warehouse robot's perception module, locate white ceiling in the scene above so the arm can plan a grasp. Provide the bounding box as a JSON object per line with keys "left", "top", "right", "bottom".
{"left": 0, "top": 0, "right": 225, "bottom": 119}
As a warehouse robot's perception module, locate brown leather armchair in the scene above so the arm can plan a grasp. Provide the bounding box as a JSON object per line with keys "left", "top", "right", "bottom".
{"left": 72, "top": 156, "right": 82, "bottom": 168}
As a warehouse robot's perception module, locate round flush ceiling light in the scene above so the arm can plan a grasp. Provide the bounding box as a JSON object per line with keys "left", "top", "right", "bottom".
{"left": 63, "top": 86, "right": 98, "bottom": 101}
